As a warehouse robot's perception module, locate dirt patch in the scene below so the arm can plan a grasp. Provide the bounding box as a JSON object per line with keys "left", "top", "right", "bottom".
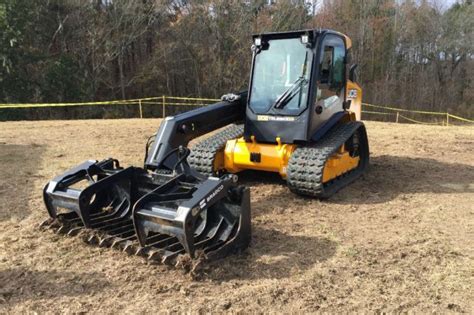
{"left": 0, "top": 144, "right": 45, "bottom": 221}
{"left": 0, "top": 119, "right": 472, "bottom": 313}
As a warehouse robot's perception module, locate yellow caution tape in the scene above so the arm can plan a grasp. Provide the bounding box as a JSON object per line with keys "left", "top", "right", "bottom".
{"left": 398, "top": 114, "right": 442, "bottom": 125}
{"left": 0, "top": 98, "right": 156, "bottom": 108}
{"left": 165, "top": 96, "right": 220, "bottom": 102}
{"left": 0, "top": 96, "right": 472, "bottom": 125}
{"left": 361, "top": 110, "right": 395, "bottom": 116}
{"left": 0, "top": 96, "right": 217, "bottom": 109}
{"left": 362, "top": 103, "right": 447, "bottom": 115}
{"left": 448, "top": 113, "right": 474, "bottom": 123}
{"left": 139, "top": 101, "right": 211, "bottom": 106}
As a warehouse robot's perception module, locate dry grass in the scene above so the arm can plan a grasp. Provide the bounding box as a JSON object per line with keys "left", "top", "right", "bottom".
{"left": 0, "top": 119, "right": 473, "bottom": 313}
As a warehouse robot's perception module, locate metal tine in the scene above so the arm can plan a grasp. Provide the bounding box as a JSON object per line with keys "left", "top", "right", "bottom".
{"left": 101, "top": 222, "right": 134, "bottom": 235}
{"left": 147, "top": 248, "right": 166, "bottom": 262}
{"left": 162, "top": 250, "right": 183, "bottom": 264}
{"left": 89, "top": 205, "right": 130, "bottom": 227}
{"left": 148, "top": 240, "right": 182, "bottom": 261}
{"left": 56, "top": 223, "right": 80, "bottom": 235}
{"left": 57, "top": 212, "right": 80, "bottom": 221}
{"left": 159, "top": 241, "right": 183, "bottom": 254}
{"left": 66, "top": 226, "right": 84, "bottom": 236}
{"left": 55, "top": 225, "right": 70, "bottom": 234}
{"left": 60, "top": 197, "right": 128, "bottom": 227}
{"left": 88, "top": 220, "right": 133, "bottom": 246}
{"left": 96, "top": 225, "right": 135, "bottom": 244}
{"left": 41, "top": 218, "right": 61, "bottom": 229}
{"left": 57, "top": 211, "right": 107, "bottom": 226}
{"left": 151, "top": 216, "right": 226, "bottom": 263}
{"left": 55, "top": 213, "right": 83, "bottom": 226}
{"left": 98, "top": 230, "right": 136, "bottom": 247}
{"left": 203, "top": 223, "right": 238, "bottom": 254}
{"left": 148, "top": 236, "right": 178, "bottom": 249}
{"left": 135, "top": 234, "right": 175, "bottom": 257}
{"left": 162, "top": 217, "right": 225, "bottom": 264}
{"left": 39, "top": 218, "right": 54, "bottom": 229}
{"left": 91, "top": 218, "right": 132, "bottom": 230}
{"left": 89, "top": 197, "right": 129, "bottom": 222}
{"left": 98, "top": 225, "right": 135, "bottom": 240}
{"left": 59, "top": 203, "right": 115, "bottom": 224}
{"left": 134, "top": 233, "right": 171, "bottom": 256}
{"left": 110, "top": 235, "right": 137, "bottom": 249}
{"left": 194, "top": 216, "right": 224, "bottom": 243}
{"left": 122, "top": 240, "right": 140, "bottom": 255}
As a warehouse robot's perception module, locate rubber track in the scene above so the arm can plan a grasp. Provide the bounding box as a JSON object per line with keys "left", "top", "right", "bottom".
{"left": 287, "top": 121, "right": 369, "bottom": 198}
{"left": 188, "top": 124, "right": 244, "bottom": 176}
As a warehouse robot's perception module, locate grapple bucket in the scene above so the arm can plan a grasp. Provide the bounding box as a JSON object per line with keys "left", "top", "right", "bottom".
{"left": 42, "top": 158, "right": 250, "bottom": 264}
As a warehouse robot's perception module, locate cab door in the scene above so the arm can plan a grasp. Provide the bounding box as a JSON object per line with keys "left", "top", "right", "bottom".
{"left": 310, "top": 34, "right": 346, "bottom": 133}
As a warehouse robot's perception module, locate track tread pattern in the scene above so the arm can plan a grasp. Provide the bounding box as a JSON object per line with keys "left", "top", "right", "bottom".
{"left": 287, "top": 121, "right": 369, "bottom": 198}
{"left": 188, "top": 124, "right": 244, "bottom": 176}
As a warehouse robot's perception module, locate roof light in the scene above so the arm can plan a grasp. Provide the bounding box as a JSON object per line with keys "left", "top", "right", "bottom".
{"left": 301, "top": 34, "right": 309, "bottom": 44}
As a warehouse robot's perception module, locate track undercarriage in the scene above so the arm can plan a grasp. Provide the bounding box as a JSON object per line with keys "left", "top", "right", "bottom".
{"left": 189, "top": 121, "right": 369, "bottom": 198}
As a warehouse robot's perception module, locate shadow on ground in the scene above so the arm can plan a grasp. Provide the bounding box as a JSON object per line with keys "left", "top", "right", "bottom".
{"left": 236, "top": 155, "right": 474, "bottom": 205}
{"left": 0, "top": 144, "right": 45, "bottom": 221}
{"left": 0, "top": 268, "right": 110, "bottom": 306}
{"left": 199, "top": 226, "right": 337, "bottom": 281}
{"left": 329, "top": 155, "right": 474, "bottom": 204}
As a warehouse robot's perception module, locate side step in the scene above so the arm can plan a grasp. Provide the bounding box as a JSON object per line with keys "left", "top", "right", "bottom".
{"left": 41, "top": 159, "right": 251, "bottom": 266}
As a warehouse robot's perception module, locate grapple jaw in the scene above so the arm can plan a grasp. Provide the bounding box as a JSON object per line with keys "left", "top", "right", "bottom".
{"left": 133, "top": 175, "right": 251, "bottom": 260}
{"left": 42, "top": 158, "right": 251, "bottom": 264}
{"left": 43, "top": 159, "right": 133, "bottom": 227}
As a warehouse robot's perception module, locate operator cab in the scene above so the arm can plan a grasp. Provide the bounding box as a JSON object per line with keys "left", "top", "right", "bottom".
{"left": 244, "top": 29, "right": 356, "bottom": 144}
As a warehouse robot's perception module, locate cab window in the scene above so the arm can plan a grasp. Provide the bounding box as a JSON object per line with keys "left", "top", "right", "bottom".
{"left": 318, "top": 36, "right": 345, "bottom": 92}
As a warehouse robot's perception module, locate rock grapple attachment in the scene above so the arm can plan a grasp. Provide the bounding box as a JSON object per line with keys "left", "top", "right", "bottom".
{"left": 42, "top": 158, "right": 251, "bottom": 265}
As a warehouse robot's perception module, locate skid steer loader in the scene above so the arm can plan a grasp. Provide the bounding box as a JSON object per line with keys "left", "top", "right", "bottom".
{"left": 41, "top": 29, "right": 368, "bottom": 265}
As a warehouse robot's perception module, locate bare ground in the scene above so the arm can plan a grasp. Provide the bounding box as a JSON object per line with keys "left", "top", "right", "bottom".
{"left": 0, "top": 119, "right": 473, "bottom": 313}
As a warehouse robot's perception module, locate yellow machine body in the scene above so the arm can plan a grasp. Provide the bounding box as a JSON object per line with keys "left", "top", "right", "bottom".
{"left": 222, "top": 137, "right": 296, "bottom": 178}
{"left": 215, "top": 109, "right": 362, "bottom": 183}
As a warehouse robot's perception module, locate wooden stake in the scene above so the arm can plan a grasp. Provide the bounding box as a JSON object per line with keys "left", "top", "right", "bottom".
{"left": 138, "top": 99, "right": 143, "bottom": 119}
{"left": 162, "top": 95, "right": 166, "bottom": 118}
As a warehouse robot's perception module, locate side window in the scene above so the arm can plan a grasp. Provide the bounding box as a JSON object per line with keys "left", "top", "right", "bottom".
{"left": 314, "top": 35, "right": 346, "bottom": 115}
{"left": 318, "top": 36, "right": 345, "bottom": 92}
{"left": 320, "top": 46, "right": 333, "bottom": 84}
{"left": 332, "top": 45, "right": 345, "bottom": 89}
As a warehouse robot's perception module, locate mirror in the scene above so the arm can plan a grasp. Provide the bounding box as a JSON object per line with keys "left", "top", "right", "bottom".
{"left": 349, "top": 64, "right": 358, "bottom": 82}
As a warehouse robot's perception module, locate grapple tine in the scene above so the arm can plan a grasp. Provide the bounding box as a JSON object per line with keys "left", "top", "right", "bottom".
{"left": 39, "top": 218, "right": 55, "bottom": 229}
{"left": 148, "top": 249, "right": 166, "bottom": 261}
{"left": 87, "top": 234, "right": 99, "bottom": 245}
{"left": 66, "top": 226, "right": 83, "bottom": 237}
{"left": 110, "top": 235, "right": 135, "bottom": 249}
{"left": 123, "top": 242, "right": 140, "bottom": 255}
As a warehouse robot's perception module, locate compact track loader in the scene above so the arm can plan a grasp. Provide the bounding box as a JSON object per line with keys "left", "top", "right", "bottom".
{"left": 189, "top": 29, "right": 369, "bottom": 198}
{"left": 41, "top": 29, "right": 368, "bottom": 265}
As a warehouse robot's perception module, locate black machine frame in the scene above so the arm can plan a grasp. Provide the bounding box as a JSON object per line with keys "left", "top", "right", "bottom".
{"left": 244, "top": 29, "right": 350, "bottom": 144}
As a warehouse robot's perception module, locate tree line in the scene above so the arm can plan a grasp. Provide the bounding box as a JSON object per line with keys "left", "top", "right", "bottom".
{"left": 0, "top": 0, "right": 472, "bottom": 119}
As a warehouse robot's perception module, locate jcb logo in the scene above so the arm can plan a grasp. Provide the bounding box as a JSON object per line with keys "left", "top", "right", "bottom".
{"left": 348, "top": 89, "right": 358, "bottom": 99}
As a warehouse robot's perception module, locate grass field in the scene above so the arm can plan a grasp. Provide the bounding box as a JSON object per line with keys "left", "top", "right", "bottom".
{"left": 0, "top": 119, "right": 473, "bottom": 313}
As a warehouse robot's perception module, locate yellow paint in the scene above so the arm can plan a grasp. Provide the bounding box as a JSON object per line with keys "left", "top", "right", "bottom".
{"left": 222, "top": 137, "right": 296, "bottom": 178}
{"left": 346, "top": 80, "right": 362, "bottom": 120}
{"left": 322, "top": 147, "right": 360, "bottom": 183}
{"left": 342, "top": 34, "right": 353, "bottom": 49}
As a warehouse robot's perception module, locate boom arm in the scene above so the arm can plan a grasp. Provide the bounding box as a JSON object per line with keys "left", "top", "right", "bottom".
{"left": 145, "top": 92, "right": 247, "bottom": 171}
